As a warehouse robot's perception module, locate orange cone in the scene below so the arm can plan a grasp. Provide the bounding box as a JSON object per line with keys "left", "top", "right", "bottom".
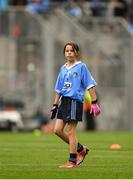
{"left": 110, "top": 144, "right": 121, "bottom": 150}
{"left": 43, "top": 124, "right": 53, "bottom": 133}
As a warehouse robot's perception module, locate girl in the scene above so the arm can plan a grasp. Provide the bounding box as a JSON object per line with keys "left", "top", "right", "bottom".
{"left": 50, "top": 42, "right": 101, "bottom": 168}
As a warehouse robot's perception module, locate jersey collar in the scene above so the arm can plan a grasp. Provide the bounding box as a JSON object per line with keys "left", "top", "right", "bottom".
{"left": 64, "top": 61, "right": 82, "bottom": 70}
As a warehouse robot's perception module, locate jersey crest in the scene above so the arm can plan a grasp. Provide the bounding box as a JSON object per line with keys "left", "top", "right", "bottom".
{"left": 73, "top": 72, "right": 78, "bottom": 78}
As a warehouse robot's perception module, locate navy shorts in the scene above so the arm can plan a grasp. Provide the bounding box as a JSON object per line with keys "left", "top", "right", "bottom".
{"left": 57, "top": 96, "right": 83, "bottom": 123}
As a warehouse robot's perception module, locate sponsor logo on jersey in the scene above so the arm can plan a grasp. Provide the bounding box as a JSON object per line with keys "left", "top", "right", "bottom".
{"left": 63, "top": 82, "right": 72, "bottom": 89}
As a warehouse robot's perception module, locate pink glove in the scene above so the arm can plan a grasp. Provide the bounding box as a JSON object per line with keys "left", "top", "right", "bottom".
{"left": 90, "top": 103, "right": 101, "bottom": 117}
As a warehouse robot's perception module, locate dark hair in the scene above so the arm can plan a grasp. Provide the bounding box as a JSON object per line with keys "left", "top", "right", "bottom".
{"left": 63, "top": 42, "right": 80, "bottom": 57}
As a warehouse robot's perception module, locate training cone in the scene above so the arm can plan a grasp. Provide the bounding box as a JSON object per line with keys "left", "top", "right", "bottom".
{"left": 110, "top": 144, "right": 121, "bottom": 150}
{"left": 34, "top": 129, "right": 41, "bottom": 136}
{"left": 43, "top": 124, "right": 53, "bottom": 133}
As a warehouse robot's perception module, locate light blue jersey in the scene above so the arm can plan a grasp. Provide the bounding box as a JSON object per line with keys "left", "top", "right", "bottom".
{"left": 55, "top": 61, "right": 97, "bottom": 102}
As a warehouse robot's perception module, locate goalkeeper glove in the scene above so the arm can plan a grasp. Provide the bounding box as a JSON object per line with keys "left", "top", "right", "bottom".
{"left": 90, "top": 100, "right": 101, "bottom": 117}
{"left": 50, "top": 104, "right": 58, "bottom": 119}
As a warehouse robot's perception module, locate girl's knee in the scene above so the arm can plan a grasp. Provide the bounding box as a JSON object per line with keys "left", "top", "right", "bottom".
{"left": 67, "top": 131, "right": 74, "bottom": 138}
{"left": 54, "top": 128, "right": 62, "bottom": 136}
{"left": 67, "top": 123, "right": 77, "bottom": 137}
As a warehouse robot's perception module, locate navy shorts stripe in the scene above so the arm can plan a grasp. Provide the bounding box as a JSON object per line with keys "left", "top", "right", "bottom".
{"left": 71, "top": 100, "right": 76, "bottom": 120}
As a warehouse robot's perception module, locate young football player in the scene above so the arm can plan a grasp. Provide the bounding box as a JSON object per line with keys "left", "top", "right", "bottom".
{"left": 50, "top": 42, "right": 101, "bottom": 168}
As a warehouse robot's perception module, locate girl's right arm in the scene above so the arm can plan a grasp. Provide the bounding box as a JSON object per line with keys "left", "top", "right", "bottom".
{"left": 53, "top": 92, "right": 61, "bottom": 105}
{"left": 50, "top": 92, "right": 61, "bottom": 119}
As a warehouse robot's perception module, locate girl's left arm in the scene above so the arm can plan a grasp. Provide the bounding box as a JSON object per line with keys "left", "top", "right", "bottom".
{"left": 88, "top": 87, "right": 101, "bottom": 117}
{"left": 88, "top": 87, "right": 97, "bottom": 102}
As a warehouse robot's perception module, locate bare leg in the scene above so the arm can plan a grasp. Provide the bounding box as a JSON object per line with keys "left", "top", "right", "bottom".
{"left": 54, "top": 119, "right": 69, "bottom": 144}
{"left": 66, "top": 121, "right": 78, "bottom": 154}
{"left": 54, "top": 119, "right": 79, "bottom": 167}
{"left": 54, "top": 119, "right": 78, "bottom": 154}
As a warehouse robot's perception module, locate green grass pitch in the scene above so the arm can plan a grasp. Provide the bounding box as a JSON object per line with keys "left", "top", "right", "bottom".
{"left": 0, "top": 131, "right": 133, "bottom": 179}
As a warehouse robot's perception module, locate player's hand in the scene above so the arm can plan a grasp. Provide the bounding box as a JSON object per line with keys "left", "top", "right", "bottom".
{"left": 90, "top": 103, "right": 101, "bottom": 117}
{"left": 50, "top": 104, "right": 58, "bottom": 119}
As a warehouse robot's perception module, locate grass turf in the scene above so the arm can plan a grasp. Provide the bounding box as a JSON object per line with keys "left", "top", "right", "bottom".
{"left": 0, "top": 131, "right": 133, "bottom": 179}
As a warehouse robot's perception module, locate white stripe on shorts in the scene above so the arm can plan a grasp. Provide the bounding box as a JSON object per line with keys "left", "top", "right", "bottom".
{"left": 71, "top": 100, "right": 76, "bottom": 120}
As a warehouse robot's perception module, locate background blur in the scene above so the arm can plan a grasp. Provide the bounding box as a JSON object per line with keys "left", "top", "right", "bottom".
{"left": 0, "top": 0, "right": 133, "bottom": 131}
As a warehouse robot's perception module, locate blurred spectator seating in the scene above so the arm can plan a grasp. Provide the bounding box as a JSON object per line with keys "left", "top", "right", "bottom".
{"left": 26, "top": 0, "right": 50, "bottom": 15}
{"left": 9, "top": 0, "right": 27, "bottom": 6}
{"left": 0, "top": 0, "right": 9, "bottom": 11}
{"left": 65, "top": 0, "right": 83, "bottom": 17}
